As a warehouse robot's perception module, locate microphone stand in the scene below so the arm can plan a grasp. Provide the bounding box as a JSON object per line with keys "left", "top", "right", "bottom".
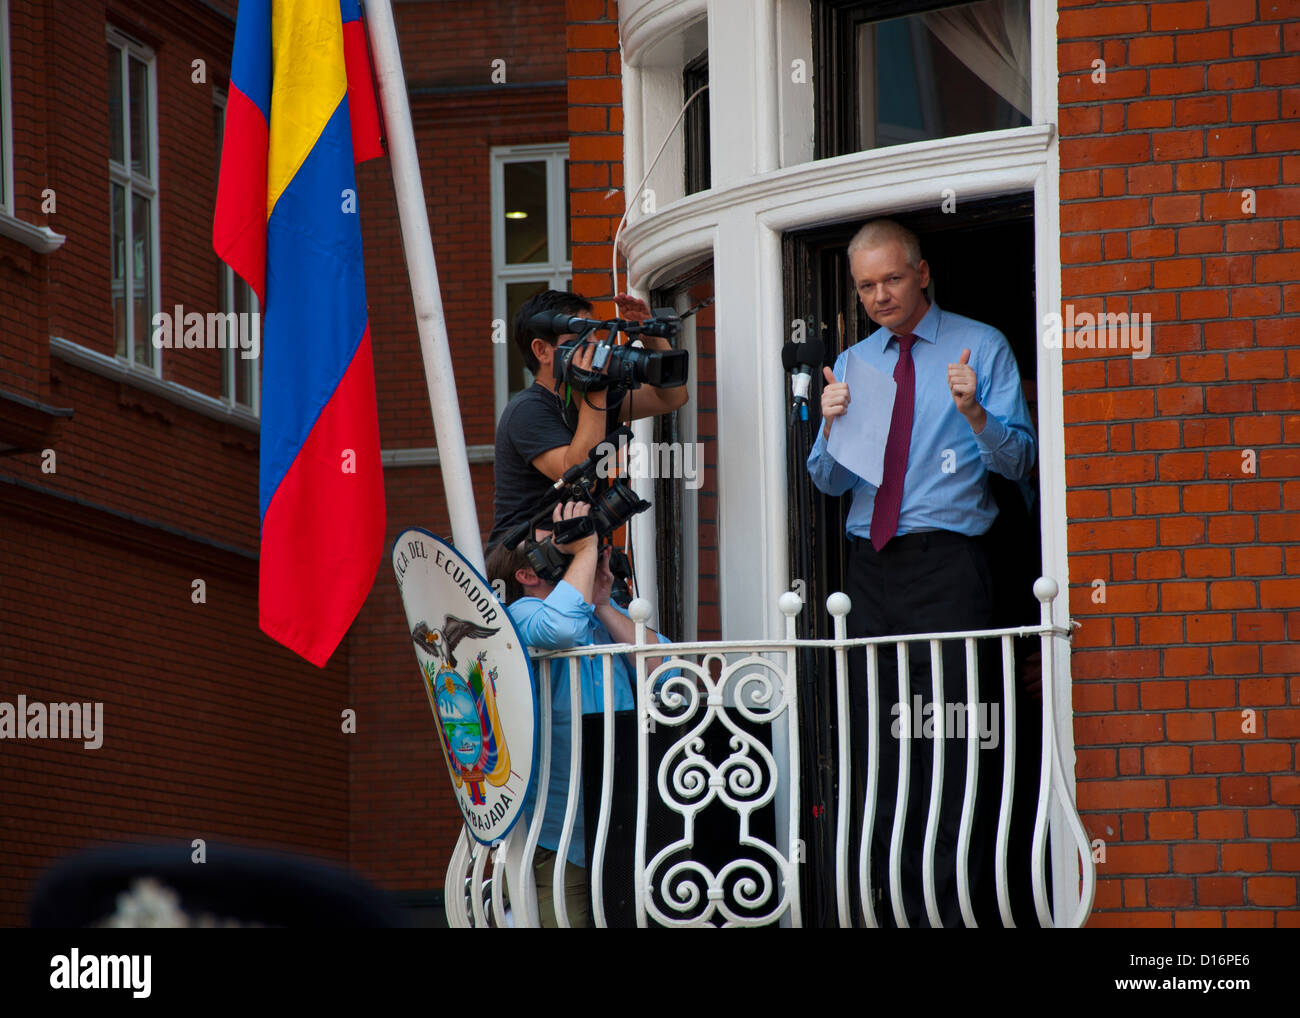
{"left": 786, "top": 363, "right": 836, "bottom": 929}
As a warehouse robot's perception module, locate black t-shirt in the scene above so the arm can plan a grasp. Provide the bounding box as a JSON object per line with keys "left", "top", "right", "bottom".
{"left": 489, "top": 382, "right": 621, "bottom": 546}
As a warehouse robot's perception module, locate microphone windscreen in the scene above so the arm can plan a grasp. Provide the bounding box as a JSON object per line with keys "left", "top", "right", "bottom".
{"left": 798, "top": 338, "right": 825, "bottom": 368}
{"left": 783, "top": 339, "right": 826, "bottom": 372}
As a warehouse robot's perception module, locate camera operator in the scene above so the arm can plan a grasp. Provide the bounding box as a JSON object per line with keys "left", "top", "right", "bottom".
{"left": 489, "top": 290, "right": 689, "bottom": 545}
{"left": 485, "top": 501, "right": 672, "bottom": 927}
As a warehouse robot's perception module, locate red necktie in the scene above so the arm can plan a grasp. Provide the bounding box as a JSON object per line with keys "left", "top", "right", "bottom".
{"left": 870, "top": 334, "right": 917, "bottom": 551}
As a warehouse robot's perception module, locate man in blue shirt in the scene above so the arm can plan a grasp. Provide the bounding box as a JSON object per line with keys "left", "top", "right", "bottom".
{"left": 806, "top": 218, "right": 1036, "bottom": 926}
{"left": 485, "top": 502, "right": 670, "bottom": 927}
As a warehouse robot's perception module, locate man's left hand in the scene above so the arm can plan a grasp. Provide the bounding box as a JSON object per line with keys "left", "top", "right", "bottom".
{"left": 947, "top": 348, "right": 986, "bottom": 432}
{"left": 593, "top": 545, "right": 614, "bottom": 605}
{"left": 614, "top": 293, "right": 651, "bottom": 323}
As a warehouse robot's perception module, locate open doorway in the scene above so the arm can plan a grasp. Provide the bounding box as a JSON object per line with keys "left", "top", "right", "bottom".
{"left": 782, "top": 193, "right": 1048, "bottom": 925}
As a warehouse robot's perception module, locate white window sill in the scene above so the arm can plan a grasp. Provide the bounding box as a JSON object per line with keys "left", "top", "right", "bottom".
{"left": 381, "top": 445, "right": 495, "bottom": 467}
{"left": 51, "top": 338, "right": 500, "bottom": 464}
{"left": 50, "top": 336, "right": 259, "bottom": 431}
{"left": 0, "top": 210, "right": 66, "bottom": 254}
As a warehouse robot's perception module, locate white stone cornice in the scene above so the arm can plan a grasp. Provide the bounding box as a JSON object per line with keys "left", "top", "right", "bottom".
{"left": 621, "top": 125, "right": 1056, "bottom": 287}
{"left": 619, "top": 0, "right": 708, "bottom": 63}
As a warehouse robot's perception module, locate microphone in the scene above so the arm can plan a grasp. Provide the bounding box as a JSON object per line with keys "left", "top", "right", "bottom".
{"left": 781, "top": 338, "right": 825, "bottom": 421}
{"left": 527, "top": 311, "right": 603, "bottom": 337}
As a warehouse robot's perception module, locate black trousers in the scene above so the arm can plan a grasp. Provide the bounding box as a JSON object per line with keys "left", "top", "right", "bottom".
{"left": 845, "top": 530, "right": 1000, "bottom": 927}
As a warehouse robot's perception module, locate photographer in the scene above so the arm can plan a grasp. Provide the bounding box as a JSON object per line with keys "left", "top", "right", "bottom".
{"left": 489, "top": 290, "right": 689, "bottom": 545}
{"left": 486, "top": 501, "right": 672, "bottom": 928}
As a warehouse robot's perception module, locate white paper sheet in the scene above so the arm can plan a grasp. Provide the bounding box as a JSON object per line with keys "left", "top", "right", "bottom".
{"left": 826, "top": 354, "right": 897, "bottom": 487}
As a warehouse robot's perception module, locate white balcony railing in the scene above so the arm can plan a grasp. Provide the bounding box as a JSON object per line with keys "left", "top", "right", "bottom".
{"left": 444, "top": 577, "right": 1094, "bottom": 928}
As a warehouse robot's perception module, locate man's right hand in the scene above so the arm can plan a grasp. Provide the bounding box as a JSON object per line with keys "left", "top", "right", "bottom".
{"left": 820, "top": 365, "right": 850, "bottom": 439}
{"left": 568, "top": 339, "right": 607, "bottom": 411}
{"left": 551, "top": 501, "right": 598, "bottom": 557}
{"left": 550, "top": 501, "right": 598, "bottom": 604}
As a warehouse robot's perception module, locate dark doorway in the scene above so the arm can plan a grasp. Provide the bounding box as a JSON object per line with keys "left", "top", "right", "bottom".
{"left": 782, "top": 194, "right": 1047, "bottom": 926}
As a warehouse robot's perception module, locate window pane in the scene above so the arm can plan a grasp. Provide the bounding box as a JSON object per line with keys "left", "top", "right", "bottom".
{"left": 234, "top": 281, "right": 258, "bottom": 407}
{"left": 132, "top": 193, "right": 153, "bottom": 366}
{"left": 108, "top": 45, "right": 124, "bottom": 166}
{"left": 129, "top": 56, "right": 150, "bottom": 176}
{"left": 234, "top": 350, "right": 252, "bottom": 407}
{"left": 111, "top": 183, "right": 127, "bottom": 356}
{"left": 503, "top": 161, "right": 548, "bottom": 264}
{"left": 218, "top": 264, "right": 231, "bottom": 400}
{"left": 506, "top": 280, "right": 549, "bottom": 396}
{"left": 683, "top": 53, "right": 710, "bottom": 195}
{"left": 856, "top": 0, "right": 1030, "bottom": 152}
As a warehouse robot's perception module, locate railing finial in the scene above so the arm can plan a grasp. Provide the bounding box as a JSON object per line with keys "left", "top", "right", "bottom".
{"left": 1032, "top": 576, "right": 1058, "bottom": 604}
{"left": 629, "top": 597, "right": 653, "bottom": 624}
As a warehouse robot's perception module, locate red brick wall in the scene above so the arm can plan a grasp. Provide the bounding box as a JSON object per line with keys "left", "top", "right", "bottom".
{"left": 1059, "top": 0, "right": 1300, "bottom": 927}
{"left": 0, "top": 0, "right": 352, "bottom": 928}
{"left": 0, "top": 502, "right": 350, "bottom": 924}
{"left": 567, "top": 0, "right": 625, "bottom": 309}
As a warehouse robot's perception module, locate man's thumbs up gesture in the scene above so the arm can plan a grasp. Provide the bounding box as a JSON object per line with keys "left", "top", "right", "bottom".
{"left": 947, "top": 348, "right": 986, "bottom": 433}
{"left": 820, "top": 365, "right": 850, "bottom": 439}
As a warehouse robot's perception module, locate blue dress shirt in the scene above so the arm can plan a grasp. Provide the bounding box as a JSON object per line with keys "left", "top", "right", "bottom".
{"left": 807, "top": 302, "right": 1036, "bottom": 539}
{"left": 510, "top": 580, "right": 670, "bottom": 867}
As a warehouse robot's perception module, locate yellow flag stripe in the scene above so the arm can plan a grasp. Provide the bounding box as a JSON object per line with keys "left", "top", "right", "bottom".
{"left": 267, "top": 0, "right": 348, "bottom": 217}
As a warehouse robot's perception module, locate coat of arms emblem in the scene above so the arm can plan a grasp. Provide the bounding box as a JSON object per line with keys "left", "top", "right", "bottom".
{"left": 411, "top": 618, "right": 509, "bottom": 805}
{"left": 393, "top": 529, "right": 535, "bottom": 843}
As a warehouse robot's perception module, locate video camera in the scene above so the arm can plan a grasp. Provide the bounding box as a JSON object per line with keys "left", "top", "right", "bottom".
{"left": 500, "top": 425, "right": 652, "bottom": 586}
{"left": 527, "top": 310, "right": 690, "bottom": 394}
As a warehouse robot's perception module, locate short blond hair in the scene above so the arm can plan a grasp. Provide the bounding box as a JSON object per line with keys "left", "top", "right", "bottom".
{"left": 847, "top": 219, "right": 923, "bottom": 267}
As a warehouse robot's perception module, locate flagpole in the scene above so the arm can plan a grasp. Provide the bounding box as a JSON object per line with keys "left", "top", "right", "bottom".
{"left": 363, "top": 0, "right": 485, "bottom": 573}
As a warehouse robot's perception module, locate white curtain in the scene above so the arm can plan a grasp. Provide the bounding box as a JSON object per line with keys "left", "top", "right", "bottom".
{"left": 923, "top": 0, "right": 1032, "bottom": 119}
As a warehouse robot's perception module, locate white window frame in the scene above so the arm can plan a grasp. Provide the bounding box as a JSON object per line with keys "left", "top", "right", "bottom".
{"left": 490, "top": 143, "right": 571, "bottom": 418}
{"left": 107, "top": 26, "right": 161, "bottom": 375}
{"left": 213, "top": 88, "right": 261, "bottom": 415}
{"left": 0, "top": 0, "right": 13, "bottom": 216}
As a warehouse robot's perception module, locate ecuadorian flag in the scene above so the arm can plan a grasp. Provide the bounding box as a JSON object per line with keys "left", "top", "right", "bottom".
{"left": 214, "top": 0, "right": 386, "bottom": 667}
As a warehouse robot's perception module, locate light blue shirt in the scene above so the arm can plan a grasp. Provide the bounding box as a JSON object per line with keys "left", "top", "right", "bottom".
{"left": 510, "top": 580, "right": 670, "bottom": 867}
{"left": 807, "top": 303, "right": 1036, "bottom": 539}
